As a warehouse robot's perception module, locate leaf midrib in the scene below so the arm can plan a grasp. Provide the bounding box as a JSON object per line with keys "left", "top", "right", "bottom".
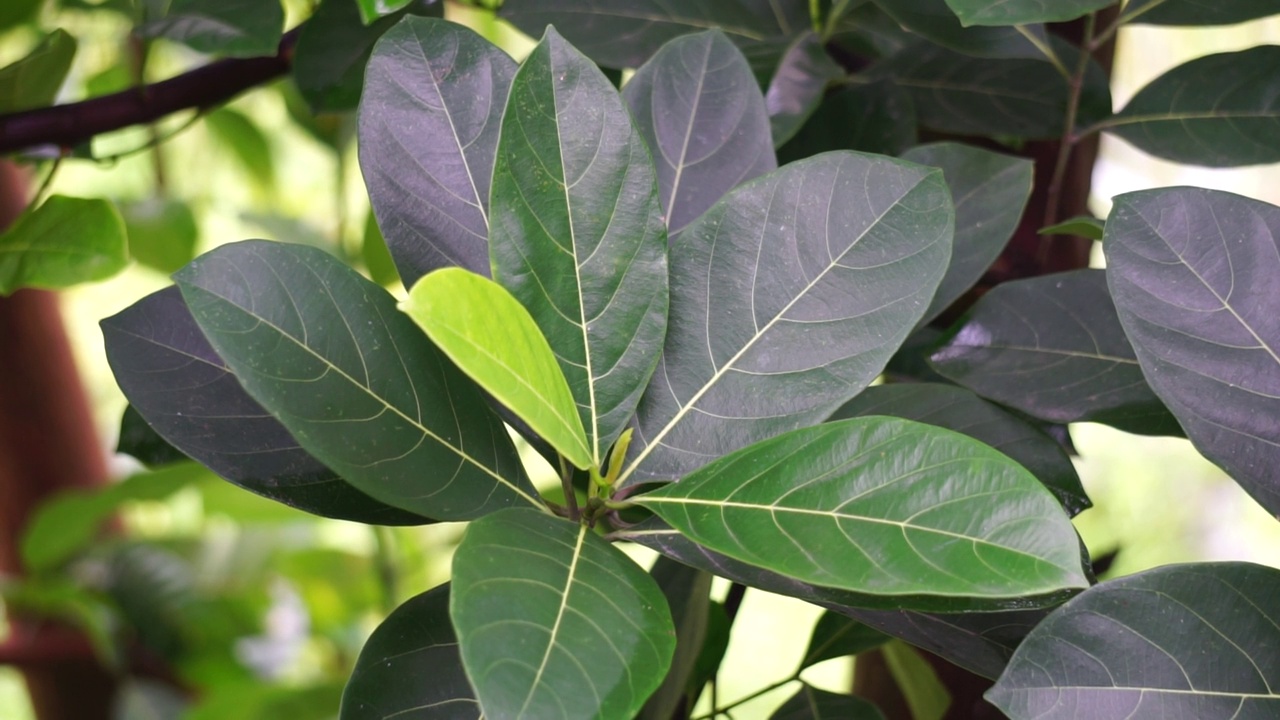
{"left": 516, "top": 522, "right": 588, "bottom": 715}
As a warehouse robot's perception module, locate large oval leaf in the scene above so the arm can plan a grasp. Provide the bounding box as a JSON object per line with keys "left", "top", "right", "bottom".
{"left": 636, "top": 417, "right": 1089, "bottom": 599}
{"left": 930, "top": 269, "right": 1181, "bottom": 435}
{"left": 401, "top": 268, "right": 591, "bottom": 469}
{"left": 174, "top": 240, "right": 541, "bottom": 520}
{"left": 623, "top": 30, "right": 776, "bottom": 234}
{"left": 1105, "top": 188, "right": 1280, "bottom": 515}
{"left": 1129, "top": 0, "right": 1280, "bottom": 26}
{"left": 621, "top": 151, "right": 953, "bottom": 486}
{"left": 490, "top": 27, "right": 668, "bottom": 467}
{"left": 340, "top": 584, "right": 478, "bottom": 719}
{"left": 943, "top": 0, "right": 1114, "bottom": 26}
{"left": 1105, "top": 46, "right": 1280, "bottom": 167}
{"left": 359, "top": 16, "right": 516, "bottom": 284}
{"left": 451, "top": 508, "right": 675, "bottom": 720}
{"left": 101, "top": 287, "right": 425, "bottom": 525}
{"left": 988, "top": 562, "right": 1280, "bottom": 719}
{"left": 870, "top": 0, "right": 1045, "bottom": 59}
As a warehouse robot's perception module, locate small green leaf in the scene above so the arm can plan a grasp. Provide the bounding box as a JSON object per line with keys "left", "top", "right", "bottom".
{"left": 637, "top": 417, "right": 1089, "bottom": 601}
{"left": 0, "top": 196, "right": 128, "bottom": 295}
{"left": 640, "top": 559, "right": 713, "bottom": 720}
{"left": 355, "top": 0, "right": 414, "bottom": 24}
{"left": 204, "top": 108, "right": 275, "bottom": 194}
{"left": 0, "top": 29, "right": 76, "bottom": 113}
{"left": 944, "top": 0, "right": 1114, "bottom": 26}
{"left": 452, "top": 508, "right": 676, "bottom": 720}
{"left": 771, "top": 685, "right": 886, "bottom": 720}
{"left": 1038, "top": 215, "right": 1104, "bottom": 240}
{"left": 401, "top": 268, "right": 592, "bottom": 470}
{"left": 766, "top": 32, "right": 845, "bottom": 147}
{"left": 140, "top": 0, "right": 284, "bottom": 57}
{"left": 800, "top": 613, "right": 889, "bottom": 669}
{"left": 119, "top": 198, "right": 199, "bottom": 274}
{"left": 360, "top": 210, "right": 398, "bottom": 287}
{"left": 116, "top": 405, "right": 188, "bottom": 468}
{"left": 883, "top": 641, "right": 951, "bottom": 720}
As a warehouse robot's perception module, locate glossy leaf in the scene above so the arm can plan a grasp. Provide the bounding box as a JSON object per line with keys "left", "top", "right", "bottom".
{"left": 1039, "top": 215, "right": 1104, "bottom": 240}
{"left": 988, "top": 562, "right": 1280, "bottom": 719}
{"left": 778, "top": 81, "right": 918, "bottom": 162}
{"left": 451, "top": 508, "right": 675, "bottom": 720}
{"left": 801, "top": 613, "right": 889, "bottom": 669}
{"left": 101, "top": 286, "right": 424, "bottom": 525}
{"left": 0, "top": 196, "right": 127, "bottom": 294}
{"left": 930, "top": 269, "right": 1182, "bottom": 435}
{"left": 1106, "top": 47, "right": 1280, "bottom": 167}
{"left": 623, "top": 30, "right": 776, "bottom": 234}
{"left": 359, "top": 16, "right": 515, "bottom": 283}
{"left": 636, "top": 417, "right": 1089, "bottom": 600}
{"left": 490, "top": 27, "right": 668, "bottom": 466}
{"left": 0, "top": 29, "right": 76, "bottom": 113}
{"left": 205, "top": 108, "right": 275, "bottom": 194}
{"left": 1105, "top": 188, "right": 1280, "bottom": 515}
{"left": 340, "top": 584, "right": 478, "bottom": 719}
{"left": 639, "top": 558, "right": 713, "bottom": 720}
{"left": 944, "top": 0, "right": 1114, "bottom": 26}
{"left": 174, "top": 240, "right": 541, "bottom": 520}
{"left": 401, "top": 268, "right": 591, "bottom": 469}
{"left": 1128, "top": 0, "right": 1280, "bottom": 26}
{"left": 140, "top": 0, "right": 283, "bottom": 57}
{"left": 902, "top": 142, "right": 1032, "bottom": 327}
{"left": 119, "top": 199, "right": 199, "bottom": 274}
{"left": 622, "top": 151, "right": 952, "bottom": 486}
{"left": 116, "top": 405, "right": 187, "bottom": 468}
{"left": 766, "top": 32, "right": 845, "bottom": 147}
{"left": 771, "top": 685, "right": 886, "bottom": 720}
{"left": 831, "top": 383, "right": 1088, "bottom": 515}
{"left": 871, "top": 0, "right": 1046, "bottom": 59}
{"left": 356, "top": 0, "right": 414, "bottom": 24}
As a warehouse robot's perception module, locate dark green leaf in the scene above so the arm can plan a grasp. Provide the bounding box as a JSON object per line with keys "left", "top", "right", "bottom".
{"left": 1128, "top": 0, "right": 1280, "bottom": 25}
{"left": 204, "top": 108, "right": 275, "bottom": 194}
{"left": 119, "top": 198, "right": 199, "bottom": 274}
{"left": 340, "top": 584, "right": 479, "bottom": 719}
{"left": 830, "top": 383, "right": 1089, "bottom": 515}
{"left": 490, "top": 27, "right": 668, "bottom": 468}
{"left": 140, "top": 0, "right": 283, "bottom": 57}
{"left": 360, "top": 209, "right": 399, "bottom": 287}
{"left": 826, "top": 2, "right": 917, "bottom": 60}
{"left": 621, "top": 151, "right": 952, "bottom": 486}
{"left": 451, "top": 508, "right": 675, "bottom": 720}
{"left": 356, "top": 0, "right": 414, "bottom": 24}
{"left": 1105, "top": 46, "right": 1280, "bottom": 167}
{"left": 988, "top": 562, "right": 1280, "bottom": 718}
{"left": 766, "top": 32, "right": 845, "bottom": 147}
{"left": 689, "top": 602, "right": 731, "bottom": 698}
{"left": 771, "top": 685, "right": 886, "bottom": 720}
{"left": 359, "top": 16, "right": 515, "bottom": 283}
{"left": 943, "top": 0, "right": 1114, "bottom": 25}
{"left": 293, "top": 0, "right": 443, "bottom": 112}
{"left": 0, "top": 196, "right": 127, "bottom": 294}
{"left": 639, "top": 558, "right": 713, "bottom": 720}
{"left": 623, "top": 30, "right": 776, "bottom": 234}
{"left": 902, "top": 142, "right": 1032, "bottom": 327}
{"left": 101, "top": 286, "right": 425, "bottom": 525}
{"left": 0, "top": 0, "right": 39, "bottom": 31}
{"left": 871, "top": 0, "right": 1046, "bottom": 58}
{"left": 1039, "top": 215, "right": 1104, "bottom": 239}
{"left": 930, "top": 269, "right": 1182, "bottom": 435}
{"left": 777, "top": 81, "right": 918, "bottom": 162}
{"left": 1105, "top": 188, "right": 1280, "bottom": 515}
{"left": 173, "top": 240, "right": 542, "bottom": 520}
{"left": 0, "top": 29, "right": 76, "bottom": 113}
{"left": 636, "top": 417, "right": 1089, "bottom": 601}
{"left": 801, "top": 613, "right": 889, "bottom": 669}
{"left": 116, "top": 405, "right": 187, "bottom": 468}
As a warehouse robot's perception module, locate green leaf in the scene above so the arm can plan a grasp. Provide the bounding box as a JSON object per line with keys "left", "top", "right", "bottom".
{"left": 174, "top": 240, "right": 542, "bottom": 520}
{"left": 402, "top": 268, "right": 592, "bottom": 469}
{"left": 636, "top": 417, "right": 1089, "bottom": 601}
{"left": 355, "top": 0, "right": 414, "bottom": 24}
{"left": 116, "top": 405, "right": 187, "bottom": 468}
{"left": 204, "top": 108, "right": 275, "bottom": 194}
{"left": 119, "top": 198, "right": 199, "bottom": 274}
{"left": 1105, "top": 188, "right": 1280, "bottom": 516}
{"left": 360, "top": 209, "right": 399, "bottom": 287}
{"left": 451, "top": 508, "right": 676, "bottom": 720}
{"left": 930, "top": 269, "right": 1182, "bottom": 435}
{"left": 771, "top": 685, "right": 886, "bottom": 720}
{"left": 0, "top": 196, "right": 128, "bottom": 295}
{"left": 800, "top": 613, "right": 890, "bottom": 669}
{"left": 1039, "top": 214, "right": 1104, "bottom": 239}
{"left": 359, "top": 15, "right": 515, "bottom": 283}
{"left": 0, "top": 29, "right": 76, "bottom": 113}
{"left": 622, "top": 151, "right": 952, "bottom": 486}
{"left": 0, "top": 0, "right": 39, "bottom": 31}
{"left": 943, "top": 0, "right": 1114, "bottom": 25}
{"left": 623, "top": 30, "right": 776, "bottom": 234}
{"left": 988, "top": 562, "right": 1280, "bottom": 718}
{"left": 140, "top": 0, "right": 284, "bottom": 57}
{"left": 1128, "top": 0, "right": 1280, "bottom": 25}
{"left": 883, "top": 641, "right": 950, "bottom": 720}
{"left": 639, "top": 559, "right": 713, "bottom": 720}
{"left": 490, "top": 27, "right": 669, "bottom": 467}
{"left": 778, "top": 81, "right": 918, "bottom": 162}
{"left": 871, "top": 0, "right": 1046, "bottom": 58}
{"left": 340, "top": 584, "right": 479, "bottom": 719}
{"left": 902, "top": 142, "right": 1032, "bottom": 327}
{"left": 1105, "top": 46, "right": 1280, "bottom": 167}
{"left": 766, "top": 32, "right": 845, "bottom": 147}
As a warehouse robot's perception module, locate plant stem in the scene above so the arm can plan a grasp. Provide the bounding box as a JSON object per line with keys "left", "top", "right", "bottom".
{"left": 559, "top": 454, "right": 580, "bottom": 521}
{"left": 692, "top": 674, "right": 801, "bottom": 720}
{"left": 1040, "top": 12, "right": 1097, "bottom": 262}
{"left": 1091, "top": 0, "right": 1167, "bottom": 51}
{"left": 21, "top": 156, "right": 62, "bottom": 218}
{"left": 371, "top": 525, "right": 400, "bottom": 615}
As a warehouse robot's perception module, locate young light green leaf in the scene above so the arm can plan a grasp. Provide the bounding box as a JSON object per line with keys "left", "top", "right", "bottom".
{"left": 140, "top": 0, "right": 283, "bottom": 57}
{"left": 883, "top": 641, "right": 951, "bottom": 720}
{"left": 1038, "top": 215, "right": 1104, "bottom": 240}
{"left": 119, "top": 199, "right": 199, "bottom": 274}
{"left": 636, "top": 417, "right": 1089, "bottom": 600}
{"left": 174, "top": 240, "right": 542, "bottom": 520}
{"left": 355, "top": 0, "right": 414, "bottom": 24}
{"left": 0, "top": 196, "right": 127, "bottom": 295}
{"left": 451, "top": 508, "right": 676, "bottom": 720}
{"left": 766, "top": 32, "right": 845, "bottom": 147}
{"left": 944, "top": 0, "right": 1114, "bottom": 26}
{"left": 490, "top": 27, "right": 668, "bottom": 467}
{"left": 0, "top": 29, "right": 76, "bottom": 113}
{"left": 401, "top": 268, "right": 591, "bottom": 470}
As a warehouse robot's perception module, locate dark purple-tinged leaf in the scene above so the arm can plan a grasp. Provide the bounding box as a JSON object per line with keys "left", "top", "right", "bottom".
{"left": 766, "top": 32, "right": 845, "bottom": 147}
{"left": 944, "top": 0, "right": 1114, "bottom": 26}
{"left": 140, "top": 0, "right": 283, "bottom": 57}
{"left": 871, "top": 0, "right": 1046, "bottom": 58}
{"left": 359, "top": 16, "right": 515, "bottom": 284}
{"left": 902, "top": 142, "right": 1032, "bottom": 327}
{"left": 1039, "top": 215, "right": 1104, "bottom": 240}
{"left": 451, "top": 509, "right": 675, "bottom": 720}
{"left": 1129, "top": 0, "right": 1280, "bottom": 26}
{"left": 340, "top": 584, "right": 479, "bottom": 719}
{"left": 930, "top": 269, "right": 1182, "bottom": 436}
{"left": 778, "top": 81, "right": 918, "bottom": 163}
{"left": 621, "top": 152, "right": 952, "bottom": 486}
{"left": 490, "top": 28, "right": 668, "bottom": 467}
{"left": 624, "top": 30, "right": 775, "bottom": 234}
{"left": 0, "top": 196, "right": 127, "bottom": 294}
{"left": 101, "top": 286, "right": 425, "bottom": 525}
{"left": 639, "top": 558, "right": 713, "bottom": 720}
{"left": 0, "top": 29, "right": 76, "bottom": 113}
{"left": 636, "top": 418, "right": 1088, "bottom": 601}
{"left": 1104, "top": 47, "right": 1280, "bottom": 167}
{"left": 173, "top": 241, "right": 541, "bottom": 520}
{"left": 800, "top": 613, "right": 889, "bottom": 669}
{"left": 1105, "top": 188, "right": 1280, "bottom": 515}
{"left": 830, "top": 383, "right": 1089, "bottom": 515}
{"left": 988, "top": 562, "right": 1280, "bottom": 719}
{"left": 116, "top": 405, "right": 187, "bottom": 468}
{"left": 771, "top": 685, "right": 886, "bottom": 720}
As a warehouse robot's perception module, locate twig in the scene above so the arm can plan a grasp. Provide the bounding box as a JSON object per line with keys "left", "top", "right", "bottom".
{"left": 1039, "top": 12, "right": 1097, "bottom": 263}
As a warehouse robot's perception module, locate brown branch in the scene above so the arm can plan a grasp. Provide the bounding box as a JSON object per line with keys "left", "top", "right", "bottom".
{"left": 0, "top": 27, "right": 302, "bottom": 156}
